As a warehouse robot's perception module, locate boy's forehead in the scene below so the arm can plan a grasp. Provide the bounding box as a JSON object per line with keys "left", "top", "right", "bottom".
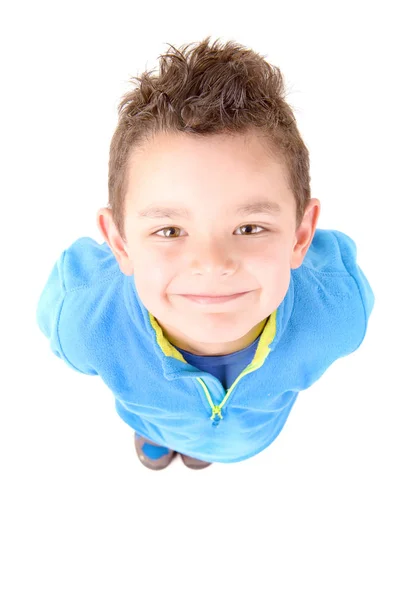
{"left": 125, "top": 130, "right": 294, "bottom": 219}
{"left": 129, "top": 131, "right": 289, "bottom": 183}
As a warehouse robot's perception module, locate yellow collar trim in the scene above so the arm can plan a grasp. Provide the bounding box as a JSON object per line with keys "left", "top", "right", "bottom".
{"left": 148, "top": 309, "right": 277, "bottom": 367}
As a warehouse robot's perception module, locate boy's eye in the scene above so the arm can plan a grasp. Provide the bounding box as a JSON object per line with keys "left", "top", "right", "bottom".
{"left": 153, "top": 224, "right": 268, "bottom": 238}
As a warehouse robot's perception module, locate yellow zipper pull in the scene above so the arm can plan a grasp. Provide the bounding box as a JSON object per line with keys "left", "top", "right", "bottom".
{"left": 210, "top": 405, "right": 223, "bottom": 427}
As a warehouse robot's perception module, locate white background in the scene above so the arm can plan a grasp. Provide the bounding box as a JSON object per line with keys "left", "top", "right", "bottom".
{"left": 1, "top": 1, "right": 398, "bottom": 598}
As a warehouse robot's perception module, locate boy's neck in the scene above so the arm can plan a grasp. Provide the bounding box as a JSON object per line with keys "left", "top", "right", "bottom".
{"left": 158, "top": 317, "right": 268, "bottom": 357}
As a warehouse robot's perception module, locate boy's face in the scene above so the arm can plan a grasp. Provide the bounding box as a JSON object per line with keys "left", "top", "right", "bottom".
{"left": 98, "top": 130, "right": 320, "bottom": 356}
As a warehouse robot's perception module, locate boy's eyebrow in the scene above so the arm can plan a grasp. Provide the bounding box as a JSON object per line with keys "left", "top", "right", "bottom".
{"left": 137, "top": 198, "right": 282, "bottom": 219}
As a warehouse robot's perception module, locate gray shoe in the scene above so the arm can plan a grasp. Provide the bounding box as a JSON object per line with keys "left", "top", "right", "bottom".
{"left": 180, "top": 453, "right": 212, "bottom": 469}
{"left": 134, "top": 432, "right": 177, "bottom": 470}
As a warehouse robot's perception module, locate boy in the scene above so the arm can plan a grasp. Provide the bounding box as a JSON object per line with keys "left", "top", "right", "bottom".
{"left": 36, "top": 36, "right": 375, "bottom": 471}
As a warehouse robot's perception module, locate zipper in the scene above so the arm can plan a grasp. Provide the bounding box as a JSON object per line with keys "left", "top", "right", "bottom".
{"left": 196, "top": 360, "right": 262, "bottom": 427}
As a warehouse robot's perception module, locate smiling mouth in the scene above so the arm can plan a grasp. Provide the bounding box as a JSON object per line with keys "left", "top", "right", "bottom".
{"left": 179, "top": 291, "right": 250, "bottom": 304}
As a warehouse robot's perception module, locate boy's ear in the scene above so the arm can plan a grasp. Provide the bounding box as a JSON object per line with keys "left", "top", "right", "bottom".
{"left": 290, "top": 198, "right": 321, "bottom": 270}
{"left": 96, "top": 208, "right": 134, "bottom": 276}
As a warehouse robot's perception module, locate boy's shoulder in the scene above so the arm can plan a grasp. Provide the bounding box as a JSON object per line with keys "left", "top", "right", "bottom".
{"left": 292, "top": 227, "right": 375, "bottom": 355}
{"left": 302, "top": 228, "right": 359, "bottom": 274}
{"left": 39, "top": 237, "right": 123, "bottom": 375}
{"left": 61, "top": 236, "right": 120, "bottom": 292}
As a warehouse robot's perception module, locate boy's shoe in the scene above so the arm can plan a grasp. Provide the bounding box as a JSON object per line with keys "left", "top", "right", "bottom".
{"left": 134, "top": 432, "right": 177, "bottom": 470}
{"left": 179, "top": 453, "right": 212, "bottom": 469}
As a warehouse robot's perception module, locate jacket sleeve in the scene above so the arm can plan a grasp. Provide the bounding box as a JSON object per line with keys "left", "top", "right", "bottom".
{"left": 332, "top": 230, "right": 375, "bottom": 350}
{"left": 36, "top": 251, "right": 98, "bottom": 375}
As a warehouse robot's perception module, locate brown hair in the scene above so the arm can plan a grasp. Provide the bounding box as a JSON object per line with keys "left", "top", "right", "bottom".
{"left": 107, "top": 36, "right": 312, "bottom": 242}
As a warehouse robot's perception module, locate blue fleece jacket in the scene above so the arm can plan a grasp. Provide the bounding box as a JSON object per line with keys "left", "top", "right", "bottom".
{"left": 36, "top": 228, "right": 375, "bottom": 463}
